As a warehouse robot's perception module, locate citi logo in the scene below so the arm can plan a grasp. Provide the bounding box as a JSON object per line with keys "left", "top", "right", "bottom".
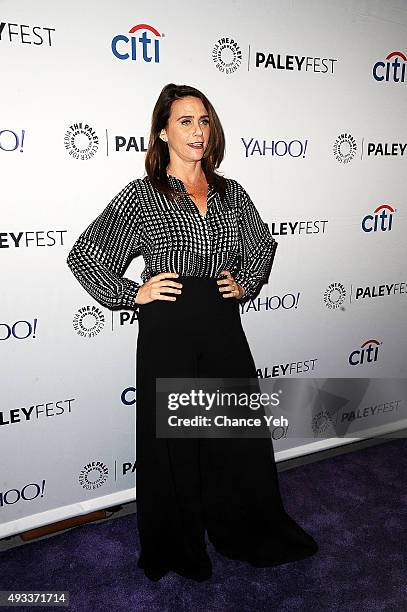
{"left": 361, "top": 204, "right": 395, "bottom": 233}
{"left": 373, "top": 51, "right": 407, "bottom": 83}
{"left": 122, "top": 387, "right": 136, "bottom": 406}
{"left": 348, "top": 339, "right": 381, "bottom": 366}
{"left": 111, "top": 23, "right": 163, "bottom": 62}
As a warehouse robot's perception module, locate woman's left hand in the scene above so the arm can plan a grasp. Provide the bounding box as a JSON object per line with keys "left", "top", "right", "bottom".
{"left": 217, "top": 270, "right": 245, "bottom": 299}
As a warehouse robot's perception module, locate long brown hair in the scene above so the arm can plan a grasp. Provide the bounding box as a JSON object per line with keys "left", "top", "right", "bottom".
{"left": 145, "top": 83, "right": 227, "bottom": 200}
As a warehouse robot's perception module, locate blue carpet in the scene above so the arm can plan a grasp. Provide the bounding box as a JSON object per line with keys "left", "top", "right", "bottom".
{"left": 1, "top": 438, "right": 406, "bottom": 611}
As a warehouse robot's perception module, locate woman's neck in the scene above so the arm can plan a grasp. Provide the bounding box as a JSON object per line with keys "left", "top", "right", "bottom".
{"left": 166, "top": 163, "right": 206, "bottom": 186}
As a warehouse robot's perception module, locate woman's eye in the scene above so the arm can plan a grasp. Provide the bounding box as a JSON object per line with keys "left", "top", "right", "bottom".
{"left": 180, "top": 118, "right": 209, "bottom": 126}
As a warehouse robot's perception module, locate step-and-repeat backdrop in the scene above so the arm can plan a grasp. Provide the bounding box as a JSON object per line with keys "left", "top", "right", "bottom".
{"left": 2, "top": 0, "right": 406, "bottom": 536}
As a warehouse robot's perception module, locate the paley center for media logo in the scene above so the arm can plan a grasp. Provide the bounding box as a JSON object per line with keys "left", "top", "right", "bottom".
{"left": 64, "top": 123, "right": 99, "bottom": 160}
{"left": 324, "top": 282, "right": 347, "bottom": 309}
{"left": 72, "top": 306, "right": 105, "bottom": 338}
{"left": 212, "top": 36, "right": 242, "bottom": 73}
{"left": 333, "top": 133, "right": 358, "bottom": 163}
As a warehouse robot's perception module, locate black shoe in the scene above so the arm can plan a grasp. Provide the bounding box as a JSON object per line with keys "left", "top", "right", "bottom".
{"left": 172, "top": 561, "right": 212, "bottom": 582}
{"left": 138, "top": 556, "right": 169, "bottom": 582}
{"left": 141, "top": 564, "right": 169, "bottom": 581}
{"left": 138, "top": 556, "right": 212, "bottom": 582}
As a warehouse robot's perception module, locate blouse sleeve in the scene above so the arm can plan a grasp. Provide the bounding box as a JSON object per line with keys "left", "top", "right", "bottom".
{"left": 233, "top": 182, "right": 278, "bottom": 301}
{"left": 66, "top": 180, "right": 144, "bottom": 311}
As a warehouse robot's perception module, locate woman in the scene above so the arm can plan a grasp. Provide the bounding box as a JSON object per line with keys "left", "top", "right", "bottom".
{"left": 67, "top": 83, "right": 318, "bottom": 582}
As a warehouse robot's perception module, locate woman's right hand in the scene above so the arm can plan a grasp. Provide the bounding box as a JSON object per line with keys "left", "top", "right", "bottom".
{"left": 134, "top": 272, "right": 183, "bottom": 305}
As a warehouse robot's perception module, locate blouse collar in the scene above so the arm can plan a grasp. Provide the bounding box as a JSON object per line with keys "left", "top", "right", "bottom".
{"left": 166, "top": 172, "right": 214, "bottom": 194}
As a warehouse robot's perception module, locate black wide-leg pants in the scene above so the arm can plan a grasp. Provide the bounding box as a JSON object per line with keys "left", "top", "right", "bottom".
{"left": 135, "top": 276, "right": 318, "bottom": 581}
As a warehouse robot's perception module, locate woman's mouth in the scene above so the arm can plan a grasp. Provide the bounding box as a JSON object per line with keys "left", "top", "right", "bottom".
{"left": 188, "top": 142, "right": 204, "bottom": 149}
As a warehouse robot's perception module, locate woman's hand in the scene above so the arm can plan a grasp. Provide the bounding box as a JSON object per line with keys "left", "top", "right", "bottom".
{"left": 135, "top": 272, "right": 183, "bottom": 305}
{"left": 217, "top": 270, "right": 245, "bottom": 299}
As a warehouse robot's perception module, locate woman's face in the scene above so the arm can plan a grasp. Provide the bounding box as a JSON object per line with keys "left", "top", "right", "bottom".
{"left": 160, "top": 96, "right": 210, "bottom": 166}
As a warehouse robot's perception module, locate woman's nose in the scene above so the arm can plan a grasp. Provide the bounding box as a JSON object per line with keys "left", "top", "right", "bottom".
{"left": 193, "top": 122, "right": 203, "bottom": 135}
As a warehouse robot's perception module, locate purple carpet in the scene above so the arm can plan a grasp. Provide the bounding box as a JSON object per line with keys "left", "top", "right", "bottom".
{"left": 2, "top": 438, "right": 406, "bottom": 611}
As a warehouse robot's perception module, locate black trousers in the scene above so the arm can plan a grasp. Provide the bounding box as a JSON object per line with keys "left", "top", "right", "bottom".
{"left": 135, "top": 276, "right": 318, "bottom": 581}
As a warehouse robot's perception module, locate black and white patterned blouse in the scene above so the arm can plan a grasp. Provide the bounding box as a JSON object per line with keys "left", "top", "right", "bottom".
{"left": 66, "top": 173, "right": 278, "bottom": 310}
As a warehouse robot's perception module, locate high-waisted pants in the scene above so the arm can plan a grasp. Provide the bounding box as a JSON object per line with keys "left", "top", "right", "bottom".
{"left": 135, "top": 276, "right": 318, "bottom": 581}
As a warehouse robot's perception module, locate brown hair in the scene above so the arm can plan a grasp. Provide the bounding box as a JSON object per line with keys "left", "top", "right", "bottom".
{"left": 144, "top": 83, "right": 227, "bottom": 200}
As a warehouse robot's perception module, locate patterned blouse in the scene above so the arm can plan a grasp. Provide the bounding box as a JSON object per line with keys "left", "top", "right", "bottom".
{"left": 66, "top": 173, "right": 278, "bottom": 310}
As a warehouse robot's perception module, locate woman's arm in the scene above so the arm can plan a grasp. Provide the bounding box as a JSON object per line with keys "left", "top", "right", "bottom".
{"left": 66, "top": 180, "right": 143, "bottom": 310}
{"left": 233, "top": 182, "right": 278, "bottom": 301}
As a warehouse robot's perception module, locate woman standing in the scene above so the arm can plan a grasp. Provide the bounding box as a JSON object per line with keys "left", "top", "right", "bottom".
{"left": 67, "top": 83, "right": 318, "bottom": 582}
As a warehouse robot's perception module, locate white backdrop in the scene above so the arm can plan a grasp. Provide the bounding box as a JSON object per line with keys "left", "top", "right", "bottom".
{"left": 1, "top": 0, "right": 406, "bottom": 537}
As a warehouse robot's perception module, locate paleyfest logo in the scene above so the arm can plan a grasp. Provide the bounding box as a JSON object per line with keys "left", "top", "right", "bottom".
{"left": 334, "top": 133, "right": 407, "bottom": 162}
{"left": 0, "top": 22, "right": 55, "bottom": 46}
{"left": 111, "top": 23, "right": 163, "bottom": 62}
{"left": 64, "top": 123, "right": 99, "bottom": 160}
{"left": 212, "top": 38, "right": 337, "bottom": 75}
{"left": 254, "top": 52, "right": 337, "bottom": 74}
{"left": 212, "top": 36, "right": 242, "bottom": 73}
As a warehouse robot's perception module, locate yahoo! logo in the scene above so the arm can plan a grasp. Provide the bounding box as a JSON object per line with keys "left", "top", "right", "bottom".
{"left": 242, "top": 137, "right": 308, "bottom": 158}
{"left": 348, "top": 339, "right": 381, "bottom": 366}
{"left": 240, "top": 293, "right": 301, "bottom": 315}
{"left": 0, "top": 481, "right": 46, "bottom": 507}
{"left": 0, "top": 319, "right": 38, "bottom": 341}
{"left": 361, "top": 204, "right": 395, "bottom": 233}
{"left": 0, "top": 129, "right": 25, "bottom": 152}
{"left": 112, "top": 24, "right": 163, "bottom": 62}
{"left": 373, "top": 51, "right": 407, "bottom": 82}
